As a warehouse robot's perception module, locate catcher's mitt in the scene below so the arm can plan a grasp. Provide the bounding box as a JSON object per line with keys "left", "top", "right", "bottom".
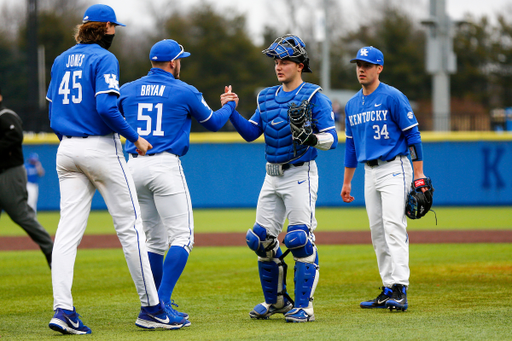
{"left": 288, "top": 100, "right": 317, "bottom": 146}
{"left": 405, "top": 177, "right": 434, "bottom": 219}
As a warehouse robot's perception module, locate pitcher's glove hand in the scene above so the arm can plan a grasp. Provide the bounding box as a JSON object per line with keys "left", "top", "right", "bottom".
{"left": 405, "top": 177, "right": 434, "bottom": 219}
{"left": 288, "top": 100, "right": 317, "bottom": 146}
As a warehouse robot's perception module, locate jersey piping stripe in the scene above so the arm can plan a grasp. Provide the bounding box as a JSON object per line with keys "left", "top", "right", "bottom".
{"left": 307, "top": 162, "right": 314, "bottom": 228}
{"left": 318, "top": 126, "right": 336, "bottom": 132}
{"left": 177, "top": 158, "right": 193, "bottom": 248}
{"left": 399, "top": 155, "right": 408, "bottom": 226}
{"left": 112, "top": 134, "right": 151, "bottom": 306}
{"left": 249, "top": 119, "right": 259, "bottom": 126}
{"left": 401, "top": 122, "right": 419, "bottom": 131}
{"left": 199, "top": 111, "right": 213, "bottom": 123}
{"left": 95, "top": 89, "right": 120, "bottom": 97}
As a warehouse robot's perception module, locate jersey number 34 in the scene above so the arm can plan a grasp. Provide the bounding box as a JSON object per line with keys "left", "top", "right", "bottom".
{"left": 373, "top": 124, "right": 389, "bottom": 140}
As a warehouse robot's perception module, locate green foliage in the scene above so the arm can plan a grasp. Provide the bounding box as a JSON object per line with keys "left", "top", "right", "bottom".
{"left": 0, "top": 244, "right": 511, "bottom": 340}
{"left": 0, "top": 207, "right": 511, "bottom": 236}
{"left": 160, "top": 3, "right": 276, "bottom": 124}
{"left": 3, "top": 1, "right": 512, "bottom": 131}
{"left": 340, "top": 7, "right": 430, "bottom": 101}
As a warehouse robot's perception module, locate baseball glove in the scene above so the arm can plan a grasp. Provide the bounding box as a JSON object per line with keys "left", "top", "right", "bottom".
{"left": 405, "top": 177, "right": 434, "bottom": 219}
{"left": 288, "top": 100, "right": 317, "bottom": 146}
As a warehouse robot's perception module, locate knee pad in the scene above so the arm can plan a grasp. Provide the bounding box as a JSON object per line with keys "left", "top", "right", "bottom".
{"left": 246, "top": 223, "right": 278, "bottom": 259}
{"left": 258, "top": 248, "right": 290, "bottom": 306}
{"left": 284, "top": 225, "right": 315, "bottom": 263}
{"left": 293, "top": 261, "right": 319, "bottom": 309}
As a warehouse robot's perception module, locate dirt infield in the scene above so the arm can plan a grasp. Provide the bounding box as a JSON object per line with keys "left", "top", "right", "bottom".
{"left": 1, "top": 230, "right": 511, "bottom": 251}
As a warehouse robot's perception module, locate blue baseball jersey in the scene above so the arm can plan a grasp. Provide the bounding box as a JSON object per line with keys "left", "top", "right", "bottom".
{"left": 46, "top": 43, "right": 138, "bottom": 141}
{"left": 118, "top": 68, "right": 235, "bottom": 156}
{"left": 25, "top": 162, "right": 40, "bottom": 184}
{"left": 344, "top": 82, "right": 418, "bottom": 167}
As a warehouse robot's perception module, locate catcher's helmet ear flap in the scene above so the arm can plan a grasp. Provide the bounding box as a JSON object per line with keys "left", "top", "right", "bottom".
{"left": 262, "top": 34, "right": 312, "bottom": 73}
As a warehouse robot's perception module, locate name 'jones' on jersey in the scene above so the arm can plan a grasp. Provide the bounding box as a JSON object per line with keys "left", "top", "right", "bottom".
{"left": 348, "top": 109, "right": 389, "bottom": 127}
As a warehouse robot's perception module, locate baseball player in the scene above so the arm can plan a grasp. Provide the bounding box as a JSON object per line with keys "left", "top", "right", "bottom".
{"left": 340, "top": 46, "right": 428, "bottom": 312}
{"left": 46, "top": 4, "right": 188, "bottom": 334}
{"left": 118, "top": 39, "right": 239, "bottom": 321}
{"left": 228, "top": 34, "right": 337, "bottom": 323}
{"left": 25, "top": 153, "right": 45, "bottom": 213}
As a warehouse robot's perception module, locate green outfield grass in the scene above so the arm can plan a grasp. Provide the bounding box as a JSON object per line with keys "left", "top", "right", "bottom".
{"left": 0, "top": 206, "right": 511, "bottom": 236}
{"left": 0, "top": 244, "right": 511, "bottom": 340}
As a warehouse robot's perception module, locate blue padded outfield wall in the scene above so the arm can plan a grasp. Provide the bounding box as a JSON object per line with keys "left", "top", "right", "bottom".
{"left": 21, "top": 132, "right": 512, "bottom": 210}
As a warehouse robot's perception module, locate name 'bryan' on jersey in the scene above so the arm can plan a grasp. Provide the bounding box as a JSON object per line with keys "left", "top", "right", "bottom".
{"left": 140, "top": 85, "right": 166, "bottom": 97}
{"left": 348, "top": 109, "right": 389, "bottom": 127}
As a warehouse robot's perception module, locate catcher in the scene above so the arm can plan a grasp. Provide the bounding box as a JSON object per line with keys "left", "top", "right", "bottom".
{"left": 225, "top": 34, "right": 337, "bottom": 322}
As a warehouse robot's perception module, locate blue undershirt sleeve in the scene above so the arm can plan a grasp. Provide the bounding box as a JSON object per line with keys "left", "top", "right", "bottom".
{"left": 96, "top": 93, "right": 139, "bottom": 143}
{"left": 403, "top": 125, "right": 421, "bottom": 145}
{"left": 229, "top": 111, "right": 263, "bottom": 142}
{"left": 403, "top": 125, "right": 423, "bottom": 161}
{"left": 200, "top": 101, "right": 235, "bottom": 132}
{"left": 344, "top": 137, "right": 358, "bottom": 168}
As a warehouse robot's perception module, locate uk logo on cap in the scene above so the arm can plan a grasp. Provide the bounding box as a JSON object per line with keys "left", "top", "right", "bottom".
{"left": 350, "top": 46, "right": 384, "bottom": 66}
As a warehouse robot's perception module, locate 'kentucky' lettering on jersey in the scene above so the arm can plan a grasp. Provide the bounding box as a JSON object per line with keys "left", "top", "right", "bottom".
{"left": 140, "top": 84, "right": 166, "bottom": 97}
{"left": 348, "top": 110, "right": 388, "bottom": 126}
{"left": 65, "top": 54, "right": 85, "bottom": 68}
{"left": 104, "top": 74, "right": 120, "bottom": 90}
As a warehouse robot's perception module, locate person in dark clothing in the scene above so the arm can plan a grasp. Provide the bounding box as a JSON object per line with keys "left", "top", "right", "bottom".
{"left": 0, "top": 86, "right": 53, "bottom": 268}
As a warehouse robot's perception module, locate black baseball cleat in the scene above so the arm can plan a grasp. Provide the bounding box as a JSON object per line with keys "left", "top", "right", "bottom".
{"left": 360, "top": 287, "right": 393, "bottom": 309}
{"left": 386, "top": 284, "right": 408, "bottom": 311}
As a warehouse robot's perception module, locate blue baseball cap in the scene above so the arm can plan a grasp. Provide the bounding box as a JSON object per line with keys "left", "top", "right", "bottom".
{"left": 83, "top": 4, "right": 125, "bottom": 27}
{"left": 350, "top": 46, "right": 384, "bottom": 65}
{"left": 149, "top": 39, "right": 191, "bottom": 62}
{"left": 28, "top": 153, "right": 39, "bottom": 162}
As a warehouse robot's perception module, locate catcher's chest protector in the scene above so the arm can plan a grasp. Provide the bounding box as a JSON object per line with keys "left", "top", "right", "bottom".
{"left": 258, "top": 83, "right": 321, "bottom": 164}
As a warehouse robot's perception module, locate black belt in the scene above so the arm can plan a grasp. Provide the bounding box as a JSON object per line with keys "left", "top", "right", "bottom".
{"left": 366, "top": 156, "right": 396, "bottom": 167}
{"left": 66, "top": 136, "right": 88, "bottom": 138}
{"left": 282, "top": 162, "right": 305, "bottom": 170}
{"left": 130, "top": 153, "right": 157, "bottom": 158}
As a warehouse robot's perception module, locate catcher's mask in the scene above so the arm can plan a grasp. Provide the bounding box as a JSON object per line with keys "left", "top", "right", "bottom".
{"left": 262, "top": 34, "right": 312, "bottom": 73}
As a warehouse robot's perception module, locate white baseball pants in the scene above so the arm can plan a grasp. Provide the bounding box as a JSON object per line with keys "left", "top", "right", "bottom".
{"left": 364, "top": 155, "right": 412, "bottom": 287}
{"left": 256, "top": 161, "right": 318, "bottom": 239}
{"left": 52, "top": 134, "right": 159, "bottom": 310}
{"left": 127, "top": 152, "right": 194, "bottom": 255}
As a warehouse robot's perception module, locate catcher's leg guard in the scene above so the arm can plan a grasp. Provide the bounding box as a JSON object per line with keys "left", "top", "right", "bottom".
{"left": 283, "top": 225, "right": 319, "bottom": 322}
{"left": 247, "top": 224, "right": 293, "bottom": 319}
{"left": 246, "top": 223, "right": 278, "bottom": 259}
{"left": 250, "top": 249, "right": 293, "bottom": 319}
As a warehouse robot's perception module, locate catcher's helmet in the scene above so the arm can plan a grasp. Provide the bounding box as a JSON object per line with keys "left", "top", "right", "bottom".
{"left": 262, "top": 34, "right": 312, "bottom": 73}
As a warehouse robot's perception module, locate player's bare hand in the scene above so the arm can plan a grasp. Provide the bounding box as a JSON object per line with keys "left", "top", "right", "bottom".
{"left": 134, "top": 136, "right": 153, "bottom": 156}
{"left": 221, "top": 85, "right": 239, "bottom": 108}
{"left": 341, "top": 184, "right": 355, "bottom": 203}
